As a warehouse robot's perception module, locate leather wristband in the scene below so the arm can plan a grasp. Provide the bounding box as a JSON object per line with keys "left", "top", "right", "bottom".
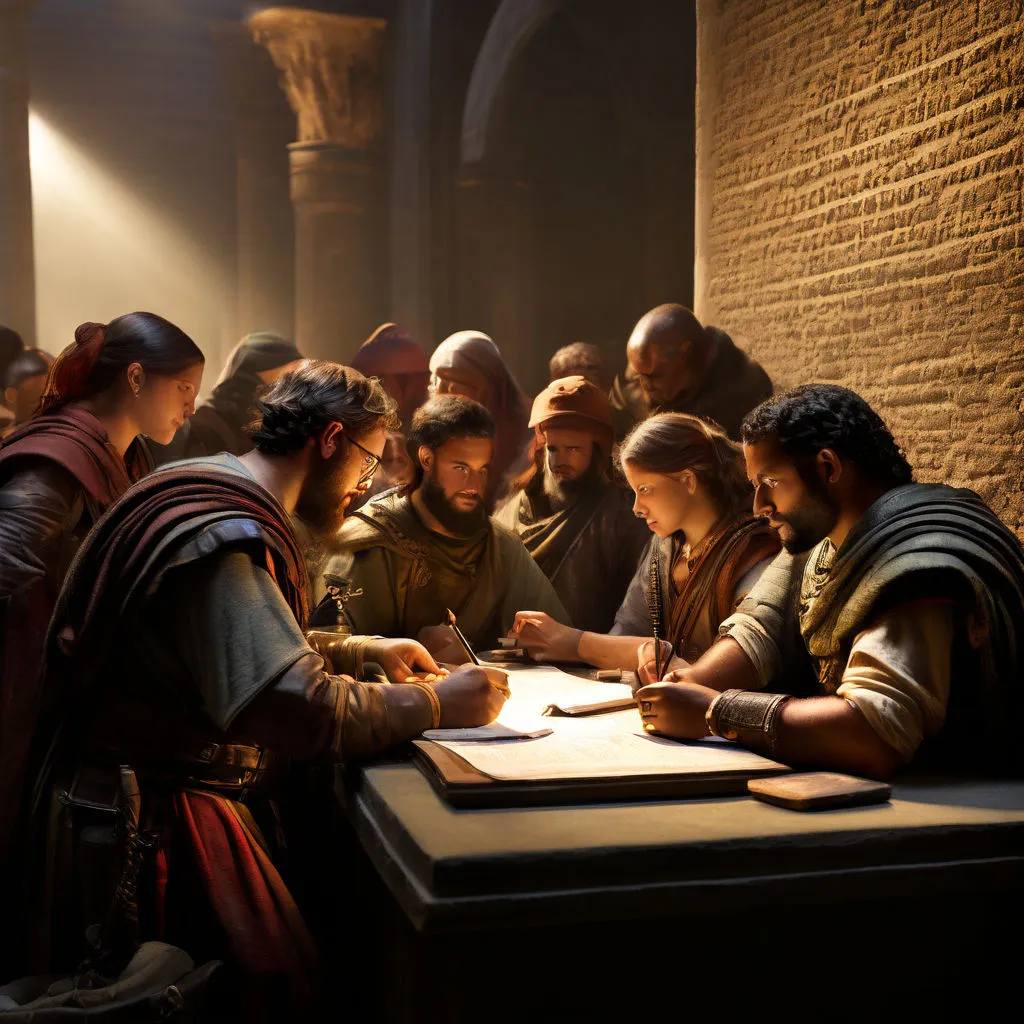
{"left": 705, "top": 689, "right": 790, "bottom": 758}
{"left": 406, "top": 680, "right": 442, "bottom": 730}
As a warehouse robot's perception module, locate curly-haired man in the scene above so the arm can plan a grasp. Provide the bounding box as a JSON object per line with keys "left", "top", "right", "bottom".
{"left": 31, "top": 360, "right": 507, "bottom": 1009}
{"left": 635, "top": 384, "right": 1024, "bottom": 779}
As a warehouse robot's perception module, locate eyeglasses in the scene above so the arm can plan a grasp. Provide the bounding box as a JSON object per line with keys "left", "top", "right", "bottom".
{"left": 346, "top": 434, "right": 382, "bottom": 485}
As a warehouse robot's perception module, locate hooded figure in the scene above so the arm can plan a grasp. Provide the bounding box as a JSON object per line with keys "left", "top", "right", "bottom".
{"left": 428, "top": 331, "right": 532, "bottom": 508}
{"left": 350, "top": 323, "right": 430, "bottom": 426}
{"left": 153, "top": 331, "right": 302, "bottom": 462}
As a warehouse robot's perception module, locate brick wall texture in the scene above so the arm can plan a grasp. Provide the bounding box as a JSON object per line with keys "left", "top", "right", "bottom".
{"left": 694, "top": 0, "right": 1024, "bottom": 535}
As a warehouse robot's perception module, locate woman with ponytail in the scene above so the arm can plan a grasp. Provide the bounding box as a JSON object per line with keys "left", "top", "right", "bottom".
{"left": 512, "top": 413, "right": 780, "bottom": 675}
{"left": 0, "top": 311, "right": 204, "bottom": 869}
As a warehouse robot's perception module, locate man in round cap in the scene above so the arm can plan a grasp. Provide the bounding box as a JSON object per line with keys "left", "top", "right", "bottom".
{"left": 496, "top": 376, "right": 649, "bottom": 634}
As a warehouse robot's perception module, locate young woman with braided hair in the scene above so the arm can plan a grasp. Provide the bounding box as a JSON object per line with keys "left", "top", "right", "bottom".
{"left": 0, "top": 312, "right": 204, "bottom": 883}
{"left": 511, "top": 412, "right": 780, "bottom": 675}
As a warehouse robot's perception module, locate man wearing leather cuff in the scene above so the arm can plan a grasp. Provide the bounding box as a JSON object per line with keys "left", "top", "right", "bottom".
{"left": 635, "top": 384, "right": 1024, "bottom": 780}
{"left": 32, "top": 361, "right": 507, "bottom": 1011}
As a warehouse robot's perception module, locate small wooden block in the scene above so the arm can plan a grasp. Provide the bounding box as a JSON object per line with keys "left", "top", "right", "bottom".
{"left": 747, "top": 772, "right": 891, "bottom": 811}
{"left": 487, "top": 649, "right": 527, "bottom": 662}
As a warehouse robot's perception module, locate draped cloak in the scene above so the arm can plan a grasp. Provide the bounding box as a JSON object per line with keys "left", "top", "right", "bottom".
{"left": 495, "top": 473, "right": 650, "bottom": 634}
{"left": 331, "top": 490, "right": 570, "bottom": 648}
{"left": 724, "top": 483, "right": 1024, "bottom": 771}
{"left": 33, "top": 459, "right": 319, "bottom": 1001}
{"left": 613, "top": 514, "right": 780, "bottom": 661}
{"left": 0, "top": 405, "right": 151, "bottom": 860}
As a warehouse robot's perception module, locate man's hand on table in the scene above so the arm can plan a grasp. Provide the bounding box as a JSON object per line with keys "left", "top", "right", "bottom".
{"left": 510, "top": 610, "right": 582, "bottom": 662}
{"left": 432, "top": 665, "right": 510, "bottom": 727}
{"left": 364, "top": 637, "right": 445, "bottom": 682}
{"left": 634, "top": 679, "right": 718, "bottom": 739}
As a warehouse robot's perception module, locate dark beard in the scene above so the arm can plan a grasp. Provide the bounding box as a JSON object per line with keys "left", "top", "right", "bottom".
{"left": 775, "top": 483, "right": 838, "bottom": 554}
{"left": 542, "top": 453, "right": 602, "bottom": 512}
{"left": 420, "top": 475, "right": 488, "bottom": 537}
{"left": 295, "top": 450, "right": 349, "bottom": 538}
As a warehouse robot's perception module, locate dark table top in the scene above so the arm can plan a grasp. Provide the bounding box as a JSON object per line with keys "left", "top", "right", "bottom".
{"left": 346, "top": 759, "right": 1024, "bottom": 933}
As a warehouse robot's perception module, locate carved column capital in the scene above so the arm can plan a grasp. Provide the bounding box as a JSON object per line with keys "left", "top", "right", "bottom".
{"left": 247, "top": 8, "right": 387, "bottom": 151}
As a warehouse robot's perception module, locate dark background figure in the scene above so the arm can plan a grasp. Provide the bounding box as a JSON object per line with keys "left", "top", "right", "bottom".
{"left": 548, "top": 342, "right": 608, "bottom": 392}
{"left": 0, "top": 312, "right": 204, "bottom": 976}
{"left": 0, "top": 327, "right": 25, "bottom": 432}
{"left": 428, "top": 331, "right": 533, "bottom": 509}
{"left": 1, "top": 349, "right": 54, "bottom": 438}
{"left": 153, "top": 330, "right": 302, "bottom": 463}
{"left": 349, "top": 322, "right": 430, "bottom": 428}
{"left": 609, "top": 304, "right": 773, "bottom": 440}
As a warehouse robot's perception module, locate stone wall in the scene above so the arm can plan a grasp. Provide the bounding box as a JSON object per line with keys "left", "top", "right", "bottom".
{"left": 694, "top": 0, "right": 1024, "bottom": 535}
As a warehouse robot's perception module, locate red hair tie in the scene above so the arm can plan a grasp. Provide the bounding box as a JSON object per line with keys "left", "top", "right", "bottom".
{"left": 38, "top": 321, "right": 107, "bottom": 414}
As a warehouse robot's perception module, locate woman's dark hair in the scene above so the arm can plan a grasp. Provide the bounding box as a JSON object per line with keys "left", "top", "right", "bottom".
{"left": 251, "top": 359, "right": 399, "bottom": 455}
{"left": 617, "top": 412, "right": 752, "bottom": 519}
{"left": 39, "top": 312, "right": 204, "bottom": 415}
{"left": 404, "top": 395, "right": 495, "bottom": 490}
{"left": 740, "top": 384, "right": 913, "bottom": 489}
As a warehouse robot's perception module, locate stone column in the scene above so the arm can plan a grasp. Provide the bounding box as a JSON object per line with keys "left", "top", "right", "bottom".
{"left": 212, "top": 22, "right": 296, "bottom": 350}
{"left": 0, "top": 0, "right": 36, "bottom": 344}
{"left": 454, "top": 170, "right": 535, "bottom": 388}
{"left": 248, "top": 9, "right": 387, "bottom": 362}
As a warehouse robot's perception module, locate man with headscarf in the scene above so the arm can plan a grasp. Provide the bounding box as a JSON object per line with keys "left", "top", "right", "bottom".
{"left": 350, "top": 322, "right": 430, "bottom": 426}
{"left": 325, "top": 395, "right": 568, "bottom": 660}
{"left": 610, "top": 304, "right": 772, "bottom": 440}
{"left": 428, "top": 330, "right": 533, "bottom": 508}
{"left": 153, "top": 330, "right": 303, "bottom": 462}
{"left": 345, "top": 323, "right": 428, "bottom": 512}
{"left": 496, "top": 377, "right": 649, "bottom": 633}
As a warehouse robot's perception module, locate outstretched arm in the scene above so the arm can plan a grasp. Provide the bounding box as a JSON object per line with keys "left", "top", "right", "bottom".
{"left": 636, "top": 603, "right": 954, "bottom": 781}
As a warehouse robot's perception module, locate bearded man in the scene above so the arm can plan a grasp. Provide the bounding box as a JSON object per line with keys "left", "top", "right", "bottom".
{"left": 30, "top": 362, "right": 506, "bottom": 1011}
{"left": 332, "top": 394, "right": 569, "bottom": 660}
{"left": 634, "top": 384, "right": 1024, "bottom": 779}
{"left": 609, "top": 304, "right": 772, "bottom": 439}
{"left": 496, "top": 376, "right": 648, "bottom": 633}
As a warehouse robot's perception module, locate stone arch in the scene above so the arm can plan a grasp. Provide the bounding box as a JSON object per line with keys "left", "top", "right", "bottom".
{"left": 460, "top": 0, "right": 563, "bottom": 167}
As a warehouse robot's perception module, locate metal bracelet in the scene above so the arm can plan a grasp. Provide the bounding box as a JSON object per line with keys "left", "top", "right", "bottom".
{"left": 712, "top": 690, "right": 790, "bottom": 757}
{"left": 705, "top": 689, "right": 742, "bottom": 737}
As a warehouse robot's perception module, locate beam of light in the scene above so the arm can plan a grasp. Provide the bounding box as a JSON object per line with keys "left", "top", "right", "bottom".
{"left": 28, "top": 108, "right": 230, "bottom": 375}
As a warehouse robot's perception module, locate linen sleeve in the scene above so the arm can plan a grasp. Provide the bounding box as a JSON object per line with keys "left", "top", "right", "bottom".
{"left": 836, "top": 601, "right": 954, "bottom": 762}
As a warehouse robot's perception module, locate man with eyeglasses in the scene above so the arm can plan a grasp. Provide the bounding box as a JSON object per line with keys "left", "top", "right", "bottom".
{"left": 633, "top": 384, "right": 1024, "bottom": 780}
{"left": 30, "top": 361, "right": 507, "bottom": 1010}
{"left": 330, "top": 394, "right": 570, "bottom": 662}
{"left": 609, "top": 303, "right": 772, "bottom": 440}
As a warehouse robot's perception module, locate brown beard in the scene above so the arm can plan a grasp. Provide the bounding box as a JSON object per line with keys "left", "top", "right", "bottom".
{"left": 420, "top": 474, "right": 488, "bottom": 537}
{"left": 295, "top": 450, "right": 350, "bottom": 537}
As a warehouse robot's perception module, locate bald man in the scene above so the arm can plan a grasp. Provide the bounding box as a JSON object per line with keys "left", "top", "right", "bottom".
{"left": 609, "top": 305, "right": 772, "bottom": 439}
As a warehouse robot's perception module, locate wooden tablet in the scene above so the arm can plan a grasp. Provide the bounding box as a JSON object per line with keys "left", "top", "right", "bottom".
{"left": 747, "top": 772, "right": 891, "bottom": 811}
